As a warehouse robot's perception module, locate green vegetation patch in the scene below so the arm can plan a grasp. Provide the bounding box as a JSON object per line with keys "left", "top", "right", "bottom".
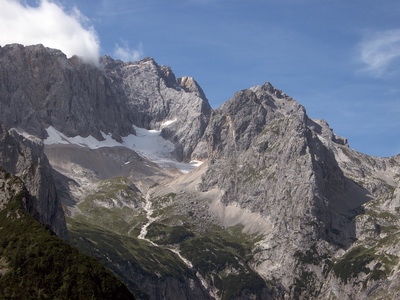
{"left": 0, "top": 184, "right": 134, "bottom": 299}
{"left": 74, "top": 205, "right": 146, "bottom": 237}
{"left": 83, "top": 176, "right": 143, "bottom": 206}
{"left": 178, "top": 224, "right": 267, "bottom": 299}
{"left": 75, "top": 177, "right": 146, "bottom": 236}
{"left": 236, "top": 164, "right": 272, "bottom": 184}
{"left": 365, "top": 209, "right": 399, "bottom": 222}
{"left": 70, "top": 186, "right": 269, "bottom": 299}
{"left": 240, "top": 166, "right": 264, "bottom": 183}
{"left": 146, "top": 223, "right": 194, "bottom": 244}
{"left": 260, "top": 119, "right": 286, "bottom": 136}
{"left": 182, "top": 234, "right": 266, "bottom": 300}
{"left": 151, "top": 204, "right": 177, "bottom": 218}
{"left": 332, "top": 245, "right": 398, "bottom": 284}
{"left": 219, "top": 272, "right": 267, "bottom": 300}
{"left": 68, "top": 218, "right": 194, "bottom": 286}
{"left": 152, "top": 193, "right": 177, "bottom": 209}
{"left": 145, "top": 217, "right": 267, "bottom": 299}
{"left": 291, "top": 271, "right": 318, "bottom": 299}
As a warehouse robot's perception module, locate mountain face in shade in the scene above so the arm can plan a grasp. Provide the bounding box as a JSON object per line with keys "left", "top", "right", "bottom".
{"left": 0, "top": 125, "right": 67, "bottom": 239}
{"left": 0, "top": 44, "right": 135, "bottom": 141}
{"left": 100, "top": 55, "right": 212, "bottom": 162}
{"left": 1, "top": 43, "right": 400, "bottom": 299}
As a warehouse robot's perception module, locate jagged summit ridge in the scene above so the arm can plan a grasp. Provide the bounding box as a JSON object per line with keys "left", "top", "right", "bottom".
{"left": 101, "top": 55, "right": 212, "bottom": 161}
{"left": 1, "top": 44, "right": 400, "bottom": 299}
{"left": 0, "top": 43, "right": 135, "bottom": 141}
{"left": 0, "top": 44, "right": 213, "bottom": 163}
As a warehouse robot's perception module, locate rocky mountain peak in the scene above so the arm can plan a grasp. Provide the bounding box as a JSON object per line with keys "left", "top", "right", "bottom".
{"left": 192, "top": 82, "right": 308, "bottom": 159}
{"left": 177, "top": 76, "right": 208, "bottom": 100}
{"left": 102, "top": 55, "right": 212, "bottom": 161}
{"left": 308, "top": 118, "right": 349, "bottom": 146}
{"left": 0, "top": 43, "right": 135, "bottom": 142}
{"left": 2, "top": 44, "right": 400, "bottom": 299}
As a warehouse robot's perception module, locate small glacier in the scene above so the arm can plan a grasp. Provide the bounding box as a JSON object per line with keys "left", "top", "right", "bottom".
{"left": 43, "top": 126, "right": 202, "bottom": 173}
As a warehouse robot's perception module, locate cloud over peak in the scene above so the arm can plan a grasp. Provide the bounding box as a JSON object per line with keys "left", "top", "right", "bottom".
{"left": 114, "top": 41, "right": 144, "bottom": 62}
{"left": 359, "top": 29, "right": 400, "bottom": 77}
{"left": 0, "top": 0, "right": 100, "bottom": 65}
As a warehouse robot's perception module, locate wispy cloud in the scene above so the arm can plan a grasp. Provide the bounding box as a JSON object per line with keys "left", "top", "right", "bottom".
{"left": 98, "top": 0, "right": 150, "bottom": 16}
{"left": 0, "top": 0, "right": 100, "bottom": 65}
{"left": 359, "top": 29, "right": 400, "bottom": 77}
{"left": 114, "top": 41, "right": 143, "bottom": 62}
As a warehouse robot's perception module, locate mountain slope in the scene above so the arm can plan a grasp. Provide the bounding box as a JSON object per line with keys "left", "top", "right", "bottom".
{"left": 0, "top": 125, "right": 67, "bottom": 239}
{"left": 192, "top": 82, "right": 400, "bottom": 298}
{"left": 0, "top": 44, "right": 134, "bottom": 141}
{"left": 0, "top": 168, "right": 136, "bottom": 299}
{"left": 101, "top": 56, "right": 212, "bottom": 161}
{"left": 1, "top": 44, "right": 400, "bottom": 299}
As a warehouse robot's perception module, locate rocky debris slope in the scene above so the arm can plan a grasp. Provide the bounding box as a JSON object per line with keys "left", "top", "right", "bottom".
{"left": 0, "top": 125, "right": 67, "bottom": 239}
{"left": 1, "top": 44, "right": 400, "bottom": 299}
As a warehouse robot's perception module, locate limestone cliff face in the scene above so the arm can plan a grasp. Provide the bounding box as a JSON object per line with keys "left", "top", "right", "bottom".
{"left": 101, "top": 56, "right": 212, "bottom": 161}
{"left": 195, "top": 82, "right": 400, "bottom": 298}
{"left": 0, "top": 44, "right": 134, "bottom": 141}
{"left": 1, "top": 44, "right": 400, "bottom": 299}
{"left": 317, "top": 134, "right": 400, "bottom": 299}
{"left": 0, "top": 126, "right": 67, "bottom": 239}
{"left": 0, "top": 44, "right": 212, "bottom": 161}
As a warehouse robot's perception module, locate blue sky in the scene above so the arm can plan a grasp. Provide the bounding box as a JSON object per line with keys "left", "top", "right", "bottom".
{"left": 2, "top": 0, "right": 400, "bottom": 157}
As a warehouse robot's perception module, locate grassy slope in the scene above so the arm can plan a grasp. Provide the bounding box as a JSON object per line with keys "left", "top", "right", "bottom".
{"left": 0, "top": 175, "right": 135, "bottom": 300}
{"left": 67, "top": 176, "right": 274, "bottom": 299}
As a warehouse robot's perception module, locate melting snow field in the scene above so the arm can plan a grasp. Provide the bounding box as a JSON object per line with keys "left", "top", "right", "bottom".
{"left": 43, "top": 125, "right": 202, "bottom": 173}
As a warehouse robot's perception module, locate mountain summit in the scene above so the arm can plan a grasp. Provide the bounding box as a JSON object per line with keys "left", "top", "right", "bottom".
{"left": 1, "top": 44, "right": 400, "bottom": 299}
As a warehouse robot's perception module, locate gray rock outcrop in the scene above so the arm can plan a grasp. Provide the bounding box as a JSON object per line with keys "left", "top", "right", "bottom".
{"left": 101, "top": 56, "right": 212, "bottom": 161}
{"left": 0, "top": 44, "right": 134, "bottom": 141}
{"left": 195, "top": 82, "right": 399, "bottom": 298}
{"left": 0, "top": 125, "right": 68, "bottom": 239}
{"left": 1, "top": 43, "right": 400, "bottom": 299}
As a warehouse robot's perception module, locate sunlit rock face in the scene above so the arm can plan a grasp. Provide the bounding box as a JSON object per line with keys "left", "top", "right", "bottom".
{"left": 1, "top": 43, "right": 400, "bottom": 299}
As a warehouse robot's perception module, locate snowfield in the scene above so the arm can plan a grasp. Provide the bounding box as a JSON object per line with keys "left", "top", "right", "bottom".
{"left": 43, "top": 126, "right": 202, "bottom": 173}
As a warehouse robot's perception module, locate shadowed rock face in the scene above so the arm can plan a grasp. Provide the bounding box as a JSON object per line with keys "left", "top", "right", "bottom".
{"left": 0, "top": 126, "right": 68, "bottom": 239}
{"left": 0, "top": 44, "right": 212, "bottom": 162}
{"left": 101, "top": 56, "right": 212, "bottom": 161}
{"left": 194, "top": 82, "right": 385, "bottom": 296}
{"left": 0, "top": 44, "right": 134, "bottom": 141}
{"left": 1, "top": 44, "right": 400, "bottom": 299}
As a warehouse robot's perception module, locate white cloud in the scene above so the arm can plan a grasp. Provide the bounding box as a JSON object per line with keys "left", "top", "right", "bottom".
{"left": 359, "top": 29, "right": 400, "bottom": 77}
{"left": 0, "top": 0, "right": 100, "bottom": 65}
{"left": 114, "top": 41, "right": 143, "bottom": 62}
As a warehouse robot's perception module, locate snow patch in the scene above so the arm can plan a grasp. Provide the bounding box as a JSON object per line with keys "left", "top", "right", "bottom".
{"left": 122, "top": 126, "right": 175, "bottom": 166}
{"left": 43, "top": 126, "right": 203, "bottom": 173}
{"left": 44, "top": 126, "right": 121, "bottom": 149}
{"left": 161, "top": 118, "right": 177, "bottom": 128}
